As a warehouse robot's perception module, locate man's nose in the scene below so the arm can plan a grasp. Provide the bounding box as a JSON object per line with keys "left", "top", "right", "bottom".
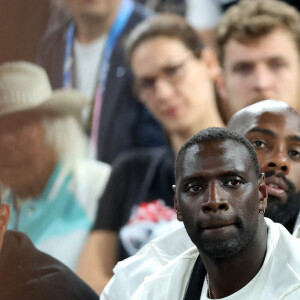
{"left": 262, "top": 148, "right": 290, "bottom": 175}
{"left": 201, "top": 182, "right": 229, "bottom": 213}
{"left": 253, "top": 64, "right": 273, "bottom": 90}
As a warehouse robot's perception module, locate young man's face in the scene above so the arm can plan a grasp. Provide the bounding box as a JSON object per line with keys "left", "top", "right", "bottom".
{"left": 218, "top": 28, "right": 300, "bottom": 122}
{"left": 174, "top": 140, "right": 266, "bottom": 259}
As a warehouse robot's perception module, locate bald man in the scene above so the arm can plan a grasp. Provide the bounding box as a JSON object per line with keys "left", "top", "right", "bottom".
{"left": 101, "top": 99, "right": 300, "bottom": 300}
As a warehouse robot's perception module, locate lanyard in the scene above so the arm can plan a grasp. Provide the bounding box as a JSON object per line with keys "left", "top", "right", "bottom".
{"left": 63, "top": 0, "right": 134, "bottom": 151}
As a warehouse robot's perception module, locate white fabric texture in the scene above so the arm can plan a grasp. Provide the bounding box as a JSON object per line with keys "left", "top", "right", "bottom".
{"left": 131, "top": 219, "right": 300, "bottom": 300}
{"left": 101, "top": 217, "right": 300, "bottom": 300}
{"left": 74, "top": 35, "right": 107, "bottom": 125}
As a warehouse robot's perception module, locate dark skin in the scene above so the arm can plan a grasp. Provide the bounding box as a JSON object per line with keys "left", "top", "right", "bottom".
{"left": 174, "top": 140, "right": 267, "bottom": 298}
{"left": 228, "top": 101, "right": 300, "bottom": 227}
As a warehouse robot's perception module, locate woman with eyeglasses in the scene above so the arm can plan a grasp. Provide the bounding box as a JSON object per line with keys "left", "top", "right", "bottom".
{"left": 76, "top": 13, "right": 224, "bottom": 294}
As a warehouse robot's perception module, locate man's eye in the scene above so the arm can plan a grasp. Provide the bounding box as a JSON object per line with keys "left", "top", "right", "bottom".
{"left": 269, "top": 61, "right": 286, "bottom": 71}
{"left": 252, "top": 140, "right": 266, "bottom": 149}
{"left": 225, "top": 179, "right": 243, "bottom": 187}
{"left": 233, "top": 64, "right": 253, "bottom": 75}
{"left": 164, "top": 65, "right": 181, "bottom": 78}
{"left": 188, "top": 185, "right": 202, "bottom": 193}
{"left": 289, "top": 149, "right": 300, "bottom": 159}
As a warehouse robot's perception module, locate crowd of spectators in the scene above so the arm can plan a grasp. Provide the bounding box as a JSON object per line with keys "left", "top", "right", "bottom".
{"left": 2, "top": 0, "right": 300, "bottom": 299}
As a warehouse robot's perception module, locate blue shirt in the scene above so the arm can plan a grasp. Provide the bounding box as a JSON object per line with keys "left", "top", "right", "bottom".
{"left": 5, "top": 160, "right": 111, "bottom": 270}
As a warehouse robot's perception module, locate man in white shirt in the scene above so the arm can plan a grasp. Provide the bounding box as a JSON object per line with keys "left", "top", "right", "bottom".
{"left": 132, "top": 126, "right": 300, "bottom": 299}
{"left": 101, "top": 100, "right": 300, "bottom": 299}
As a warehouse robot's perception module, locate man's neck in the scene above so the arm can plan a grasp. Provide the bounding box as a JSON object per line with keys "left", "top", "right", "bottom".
{"left": 74, "top": 3, "right": 122, "bottom": 44}
{"left": 201, "top": 219, "right": 268, "bottom": 298}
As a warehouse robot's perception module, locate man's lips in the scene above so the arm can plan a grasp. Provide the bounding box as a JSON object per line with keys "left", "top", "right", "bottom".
{"left": 201, "top": 220, "right": 235, "bottom": 230}
{"left": 265, "top": 176, "right": 288, "bottom": 197}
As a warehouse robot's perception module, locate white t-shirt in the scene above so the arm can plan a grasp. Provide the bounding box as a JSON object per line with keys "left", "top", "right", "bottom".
{"left": 74, "top": 35, "right": 107, "bottom": 126}
{"left": 200, "top": 266, "right": 262, "bottom": 299}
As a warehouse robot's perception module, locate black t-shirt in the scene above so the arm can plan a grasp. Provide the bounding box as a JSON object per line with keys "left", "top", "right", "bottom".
{"left": 0, "top": 230, "right": 98, "bottom": 300}
{"left": 93, "top": 147, "right": 176, "bottom": 260}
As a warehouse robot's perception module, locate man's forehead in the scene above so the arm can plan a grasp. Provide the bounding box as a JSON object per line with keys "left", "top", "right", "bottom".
{"left": 223, "top": 28, "right": 298, "bottom": 66}
{"left": 178, "top": 140, "right": 252, "bottom": 179}
{"left": 232, "top": 108, "right": 300, "bottom": 137}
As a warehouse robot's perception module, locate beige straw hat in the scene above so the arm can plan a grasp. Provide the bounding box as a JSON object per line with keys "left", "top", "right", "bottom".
{"left": 0, "top": 61, "right": 87, "bottom": 121}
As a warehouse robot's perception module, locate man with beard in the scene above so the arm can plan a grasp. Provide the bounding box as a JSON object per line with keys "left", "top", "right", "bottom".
{"left": 132, "top": 127, "right": 300, "bottom": 299}
{"left": 227, "top": 99, "right": 300, "bottom": 233}
{"left": 101, "top": 100, "right": 300, "bottom": 300}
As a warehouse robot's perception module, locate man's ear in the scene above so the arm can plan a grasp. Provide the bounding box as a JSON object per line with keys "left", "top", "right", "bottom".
{"left": 0, "top": 204, "right": 10, "bottom": 252}
{"left": 215, "top": 70, "right": 228, "bottom": 102}
{"left": 201, "top": 47, "right": 221, "bottom": 80}
{"left": 258, "top": 173, "right": 267, "bottom": 210}
{"left": 174, "top": 194, "right": 183, "bottom": 222}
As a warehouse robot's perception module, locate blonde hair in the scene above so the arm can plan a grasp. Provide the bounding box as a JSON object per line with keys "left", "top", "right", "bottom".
{"left": 217, "top": 0, "right": 300, "bottom": 64}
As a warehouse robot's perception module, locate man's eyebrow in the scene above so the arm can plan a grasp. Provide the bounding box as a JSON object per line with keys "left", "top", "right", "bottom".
{"left": 287, "top": 135, "right": 300, "bottom": 142}
{"left": 247, "top": 127, "right": 276, "bottom": 137}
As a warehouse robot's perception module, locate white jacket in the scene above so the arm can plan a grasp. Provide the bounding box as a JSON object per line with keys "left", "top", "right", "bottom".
{"left": 132, "top": 219, "right": 300, "bottom": 300}
{"left": 101, "top": 218, "right": 300, "bottom": 300}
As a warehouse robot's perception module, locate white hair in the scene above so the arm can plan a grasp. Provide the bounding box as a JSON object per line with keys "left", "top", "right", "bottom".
{"left": 42, "top": 114, "right": 88, "bottom": 171}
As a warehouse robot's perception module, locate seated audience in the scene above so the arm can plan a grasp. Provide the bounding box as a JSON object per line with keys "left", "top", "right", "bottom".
{"left": 133, "top": 127, "right": 300, "bottom": 299}
{"left": 0, "top": 61, "right": 111, "bottom": 270}
{"left": 0, "top": 191, "right": 98, "bottom": 299}
{"left": 77, "top": 13, "right": 224, "bottom": 293}
{"left": 101, "top": 100, "right": 300, "bottom": 299}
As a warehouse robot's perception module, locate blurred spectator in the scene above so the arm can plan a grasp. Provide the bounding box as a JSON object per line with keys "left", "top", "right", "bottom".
{"left": 186, "top": 0, "right": 300, "bottom": 49}
{"left": 0, "top": 193, "right": 99, "bottom": 299}
{"left": 76, "top": 14, "right": 223, "bottom": 294}
{"left": 0, "top": 62, "right": 111, "bottom": 270}
{"left": 215, "top": 0, "right": 300, "bottom": 123}
{"left": 37, "top": 0, "right": 165, "bottom": 164}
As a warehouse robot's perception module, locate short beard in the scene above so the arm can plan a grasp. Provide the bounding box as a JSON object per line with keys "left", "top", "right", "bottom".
{"left": 195, "top": 217, "right": 258, "bottom": 260}
{"left": 264, "top": 173, "right": 300, "bottom": 229}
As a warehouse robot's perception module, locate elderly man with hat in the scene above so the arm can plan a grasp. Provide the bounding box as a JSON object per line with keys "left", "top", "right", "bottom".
{"left": 0, "top": 61, "right": 111, "bottom": 270}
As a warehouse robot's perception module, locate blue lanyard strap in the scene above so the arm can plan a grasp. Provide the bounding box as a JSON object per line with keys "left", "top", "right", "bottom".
{"left": 63, "top": 0, "right": 134, "bottom": 90}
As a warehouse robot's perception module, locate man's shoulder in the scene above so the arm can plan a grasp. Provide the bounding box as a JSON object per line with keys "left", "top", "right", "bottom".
{"left": 40, "top": 18, "right": 71, "bottom": 43}
{"left": 122, "top": 1, "right": 152, "bottom": 36}
{"left": 264, "top": 219, "right": 300, "bottom": 298}
{"left": 129, "top": 2, "right": 152, "bottom": 23}
{"left": 132, "top": 246, "right": 199, "bottom": 300}
{"left": 0, "top": 231, "right": 98, "bottom": 300}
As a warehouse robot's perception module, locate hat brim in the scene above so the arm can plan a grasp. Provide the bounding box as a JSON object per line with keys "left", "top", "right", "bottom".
{"left": 0, "top": 89, "right": 88, "bottom": 123}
